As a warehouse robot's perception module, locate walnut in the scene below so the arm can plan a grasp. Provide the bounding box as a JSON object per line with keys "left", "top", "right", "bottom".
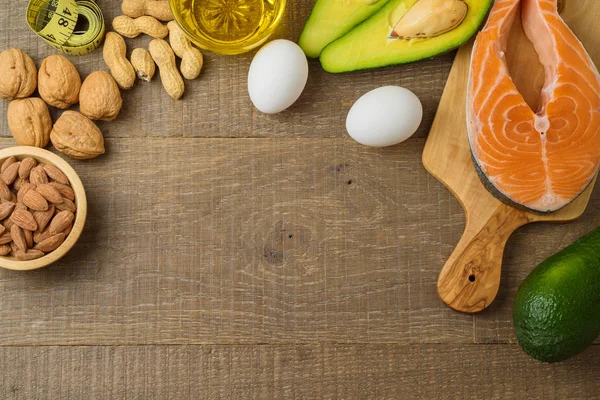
{"left": 7, "top": 98, "right": 52, "bottom": 148}
{"left": 79, "top": 71, "right": 123, "bottom": 121}
{"left": 50, "top": 111, "right": 105, "bottom": 159}
{"left": 38, "top": 55, "right": 81, "bottom": 109}
{"left": 0, "top": 48, "right": 37, "bottom": 100}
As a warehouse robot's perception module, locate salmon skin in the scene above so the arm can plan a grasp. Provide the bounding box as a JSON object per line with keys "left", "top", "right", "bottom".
{"left": 467, "top": 0, "right": 600, "bottom": 213}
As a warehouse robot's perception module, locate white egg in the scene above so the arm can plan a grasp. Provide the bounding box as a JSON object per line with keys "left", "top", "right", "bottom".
{"left": 346, "top": 86, "right": 423, "bottom": 147}
{"left": 248, "top": 39, "right": 309, "bottom": 114}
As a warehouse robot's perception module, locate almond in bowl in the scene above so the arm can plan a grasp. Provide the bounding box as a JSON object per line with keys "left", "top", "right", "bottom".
{"left": 0, "top": 147, "right": 87, "bottom": 271}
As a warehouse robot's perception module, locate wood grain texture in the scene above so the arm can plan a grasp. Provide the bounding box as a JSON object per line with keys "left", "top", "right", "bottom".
{"left": 0, "top": 344, "right": 598, "bottom": 400}
{"left": 437, "top": 203, "right": 532, "bottom": 313}
{"left": 0, "top": 137, "right": 593, "bottom": 346}
{"left": 0, "top": 0, "right": 598, "bottom": 395}
{"left": 423, "top": 0, "right": 600, "bottom": 313}
{"left": 0, "top": 137, "right": 475, "bottom": 344}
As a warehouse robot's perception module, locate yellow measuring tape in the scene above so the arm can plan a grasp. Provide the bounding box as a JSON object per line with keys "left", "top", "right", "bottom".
{"left": 26, "top": 0, "right": 105, "bottom": 56}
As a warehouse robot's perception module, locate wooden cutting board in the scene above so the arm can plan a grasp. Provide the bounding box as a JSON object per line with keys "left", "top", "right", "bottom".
{"left": 422, "top": 0, "right": 600, "bottom": 313}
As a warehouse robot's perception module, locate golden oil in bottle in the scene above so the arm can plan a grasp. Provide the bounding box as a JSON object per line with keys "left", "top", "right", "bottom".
{"left": 169, "top": 0, "right": 286, "bottom": 55}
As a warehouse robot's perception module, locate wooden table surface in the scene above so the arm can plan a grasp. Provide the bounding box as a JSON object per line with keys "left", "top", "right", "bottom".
{"left": 0, "top": 1, "right": 599, "bottom": 398}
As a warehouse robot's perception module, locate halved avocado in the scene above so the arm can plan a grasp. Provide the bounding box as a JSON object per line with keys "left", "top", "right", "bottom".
{"left": 299, "top": 0, "right": 391, "bottom": 59}
{"left": 320, "top": 0, "right": 493, "bottom": 73}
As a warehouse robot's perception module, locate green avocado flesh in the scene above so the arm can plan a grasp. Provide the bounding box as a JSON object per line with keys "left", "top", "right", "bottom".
{"left": 513, "top": 228, "right": 600, "bottom": 363}
{"left": 299, "top": 0, "right": 391, "bottom": 59}
{"left": 320, "top": 0, "right": 492, "bottom": 73}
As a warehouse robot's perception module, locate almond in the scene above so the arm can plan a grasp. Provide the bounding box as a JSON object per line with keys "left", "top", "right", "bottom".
{"left": 1, "top": 161, "right": 20, "bottom": 185}
{"left": 0, "top": 202, "right": 15, "bottom": 220}
{"left": 17, "top": 183, "right": 36, "bottom": 203}
{"left": 11, "top": 208, "right": 37, "bottom": 231}
{"left": 36, "top": 184, "right": 63, "bottom": 204}
{"left": 16, "top": 249, "right": 44, "bottom": 261}
{"left": 33, "top": 205, "right": 55, "bottom": 232}
{"left": 62, "top": 223, "right": 73, "bottom": 237}
{"left": 34, "top": 232, "right": 65, "bottom": 252}
{"left": 18, "top": 157, "right": 36, "bottom": 179}
{"left": 0, "top": 232, "right": 13, "bottom": 244}
{"left": 24, "top": 228, "right": 33, "bottom": 248}
{"left": 29, "top": 166, "right": 48, "bottom": 186}
{"left": 2, "top": 218, "right": 13, "bottom": 231}
{"left": 10, "top": 225, "right": 27, "bottom": 252}
{"left": 49, "top": 210, "right": 74, "bottom": 234}
{"left": 1, "top": 156, "right": 17, "bottom": 174}
{"left": 13, "top": 176, "right": 27, "bottom": 191}
{"left": 55, "top": 198, "right": 76, "bottom": 212}
{"left": 0, "top": 160, "right": 75, "bottom": 260}
{"left": 43, "top": 164, "right": 69, "bottom": 185}
{"left": 22, "top": 189, "right": 49, "bottom": 211}
{"left": 48, "top": 182, "right": 75, "bottom": 201}
{"left": 0, "top": 180, "right": 12, "bottom": 201}
{"left": 0, "top": 244, "right": 11, "bottom": 256}
{"left": 33, "top": 227, "right": 52, "bottom": 244}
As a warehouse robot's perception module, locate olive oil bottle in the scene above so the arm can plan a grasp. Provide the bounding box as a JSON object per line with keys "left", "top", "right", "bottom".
{"left": 170, "top": 0, "right": 286, "bottom": 55}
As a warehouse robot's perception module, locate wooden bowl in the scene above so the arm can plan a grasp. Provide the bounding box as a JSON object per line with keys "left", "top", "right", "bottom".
{"left": 0, "top": 147, "right": 87, "bottom": 271}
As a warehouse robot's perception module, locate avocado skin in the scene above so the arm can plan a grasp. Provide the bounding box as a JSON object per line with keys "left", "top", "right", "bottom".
{"left": 298, "top": 0, "right": 390, "bottom": 59}
{"left": 513, "top": 228, "right": 600, "bottom": 362}
{"left": 319, "top": 0, "right": 492, "bottom": 73}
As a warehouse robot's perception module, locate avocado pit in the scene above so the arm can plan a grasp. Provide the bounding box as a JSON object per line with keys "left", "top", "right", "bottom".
{"left": 390, "top": 0, "right": 468, "bottom": 39}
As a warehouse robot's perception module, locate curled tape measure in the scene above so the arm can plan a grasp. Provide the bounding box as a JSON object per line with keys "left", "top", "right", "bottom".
{"left": 27, "top": 0, "right": 105, "bottom": 56}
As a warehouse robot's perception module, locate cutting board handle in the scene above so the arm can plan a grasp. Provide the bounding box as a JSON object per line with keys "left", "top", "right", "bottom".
{"left": 437, "top": 202, "right": 531, "bottom": 313}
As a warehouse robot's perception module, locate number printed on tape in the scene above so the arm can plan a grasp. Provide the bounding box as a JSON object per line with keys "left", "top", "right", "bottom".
{"left": 26, "top": 0, "right": 106, "bottom": 56}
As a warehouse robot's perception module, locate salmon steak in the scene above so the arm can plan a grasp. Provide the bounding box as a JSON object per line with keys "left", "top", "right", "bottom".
{"left": 467, "top": 0, "right": 600, "bottom": 212}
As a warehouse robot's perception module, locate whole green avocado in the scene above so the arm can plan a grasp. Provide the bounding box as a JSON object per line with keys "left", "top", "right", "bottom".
{"left": 513, "top": 227, "right": 600, "bottom": 362}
